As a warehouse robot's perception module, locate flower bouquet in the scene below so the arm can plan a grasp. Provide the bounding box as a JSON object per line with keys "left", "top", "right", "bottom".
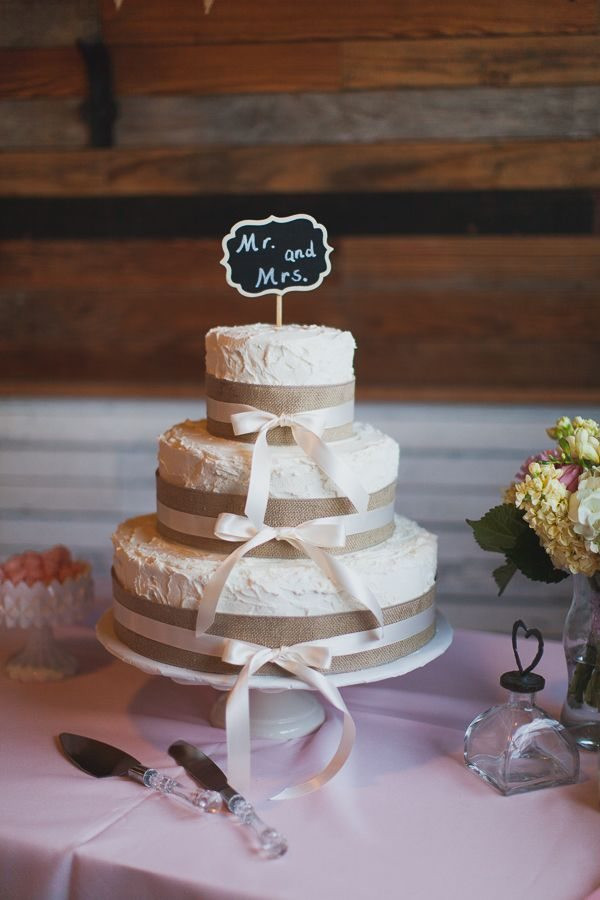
{"left": 468, "top": 416, "right": 600, "bottom": 732}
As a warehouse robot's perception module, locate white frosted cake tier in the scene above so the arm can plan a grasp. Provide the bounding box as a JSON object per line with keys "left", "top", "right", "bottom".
{"left": 158, "top": 420, "right": 398, "bottom": 498}
{"left": 113, "top": 513, "right": 436, "bottom": 618}
{"left": 205, "top": 323, "right": 355, "bottom": 386}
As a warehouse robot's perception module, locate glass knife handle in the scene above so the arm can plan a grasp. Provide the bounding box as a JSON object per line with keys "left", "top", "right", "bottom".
{"left": 227, "top": 795, "right": 288, "bottom": 858}
{"left": 128, "top": 766, "right": 222, "bottom": 813}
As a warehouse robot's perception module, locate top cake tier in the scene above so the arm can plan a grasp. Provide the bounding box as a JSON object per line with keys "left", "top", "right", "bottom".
{"left": 205, "top": 323, "right": 355, "bottom": 386}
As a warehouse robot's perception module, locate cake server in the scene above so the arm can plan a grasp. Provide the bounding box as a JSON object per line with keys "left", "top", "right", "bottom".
{"left": 169, "top": 740, "right": 288, "bottom": 858}
{"left": 58, "top": 732, "right": 221, "bottom": 812}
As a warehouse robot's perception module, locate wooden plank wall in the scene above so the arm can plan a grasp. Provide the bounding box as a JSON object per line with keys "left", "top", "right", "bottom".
{"left": 1, "top": 0, "right": 599, "bottom": 400}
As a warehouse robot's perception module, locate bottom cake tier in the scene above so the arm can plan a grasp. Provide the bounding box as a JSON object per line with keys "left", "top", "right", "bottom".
{"left": 112, "top": 513, "right": 437, "bottom": 675}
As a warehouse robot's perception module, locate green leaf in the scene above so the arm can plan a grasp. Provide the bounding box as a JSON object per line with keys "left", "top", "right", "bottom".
{"left": 466, "top": 504, "right": 526, "bottom": 553}
{"left": 469, "top": 503, "right": 569, "bottom": 593}
{"left": 493, "top": 559, "right": 518, "bottom": 595}
{"left": 507, "top": 527, "right": 569, "bottom": 585}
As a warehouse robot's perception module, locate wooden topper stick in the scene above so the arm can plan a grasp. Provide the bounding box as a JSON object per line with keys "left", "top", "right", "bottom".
{"left": 275, "top": 293, "right": 283, "bottom": 327}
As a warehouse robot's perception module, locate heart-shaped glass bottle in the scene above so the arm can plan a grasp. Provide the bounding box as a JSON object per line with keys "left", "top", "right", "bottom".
{"left": 464, "top": 620, "right": 580, "bottom": 795}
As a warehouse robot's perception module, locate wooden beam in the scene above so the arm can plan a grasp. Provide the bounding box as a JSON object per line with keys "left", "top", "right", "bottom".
{"left": 109, "top": 41, "right": 340, "bottom": 95}
{"left": 2, "top": 287, "right": 597, "bottom": 343}
{"left": 2, "top": 191, "right": 590, "bottom": 240}
{"left": 1, "top": 0, "right": 98, "bottom": 49}
{"left": 3, "top": 236, "right": 597, "bottom": 292}
{"left": 0, "top": 99, "right": 86, "bottom": 149}
{"left": 3, "top": 85, "right": 600, "bottom": 150}
{"left": 98, "top": 0, "right": 599, "bottom": 45}
{"left": 4, "top": 36, "right": 600, "bottom": 100}
{"left": 0, "top": 49, "right": 87, "bottom": 99}
{"left": 1, "top": 236, "right": 598, "bottom": 395}
{"left": 1, "top": 139, "right": 600, "bottom": 196}
{"left": 0, "top": 43, "right": 340, "bottom": 100}
{"left": 342, "top": 35, "right": 600, "bottom": 89}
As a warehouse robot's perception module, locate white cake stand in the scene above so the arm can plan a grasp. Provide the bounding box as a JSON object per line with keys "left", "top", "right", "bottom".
{"left": 96, "top": 610, "right": 453, "bottom": 740}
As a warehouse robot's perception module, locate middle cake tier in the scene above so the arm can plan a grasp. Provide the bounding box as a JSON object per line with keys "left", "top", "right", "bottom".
{"left": 157, "top": 419, "right": 399, "bottom": 555}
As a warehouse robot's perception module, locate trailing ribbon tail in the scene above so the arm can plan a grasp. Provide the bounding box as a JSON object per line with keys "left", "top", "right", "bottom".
{"left": 230, "top": 406, "right": 370, "bottom": 527}
{"left": 195, "top": 514, "right": 384, "bottom": 638}
{"left": 287, "top": 538, "right": 384, "bottom": 638}
{"left": 195, "top": 516, "right": 275, "bottom": 636}
{"left": 221, "top": 638, "right": 356, "bottom": 800}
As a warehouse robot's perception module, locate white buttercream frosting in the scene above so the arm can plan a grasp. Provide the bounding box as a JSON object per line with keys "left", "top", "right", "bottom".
{"left": 113, "top": 514, "right": 437, "bottom": 617}
{"left": 205, "top": 324, "right": 355, "bottom": 386}
{"left": 158, "top": 420, "right": 399, "bottom": 497}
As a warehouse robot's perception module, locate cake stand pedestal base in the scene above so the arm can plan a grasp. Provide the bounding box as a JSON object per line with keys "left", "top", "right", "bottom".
{"left": 209, "top": 688, "right": 326, "bottom": 740}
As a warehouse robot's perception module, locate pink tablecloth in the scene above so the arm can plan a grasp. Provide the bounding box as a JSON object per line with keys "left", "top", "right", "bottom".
{"left": 1, "top": 624, "right": 599, "bottom": 900}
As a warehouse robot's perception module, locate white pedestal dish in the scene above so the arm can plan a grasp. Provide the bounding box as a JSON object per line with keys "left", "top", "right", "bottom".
{"left": 97, "top": 610, "right": 453, "bottom": 740}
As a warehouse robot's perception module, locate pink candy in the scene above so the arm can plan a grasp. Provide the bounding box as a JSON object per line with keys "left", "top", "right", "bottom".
{"left": 0, "top": 546, "right": 87, "bottom": 587}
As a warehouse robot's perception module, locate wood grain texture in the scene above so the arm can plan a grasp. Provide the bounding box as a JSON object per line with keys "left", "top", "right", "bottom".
{"left": 4, "top": 35, "right": 600, "bottom": 100}
{"left": 0, "top": 99, "right": 87, "bottom": 149}
{"left": 3, "top": 236, "right": 598, "bottom": 289}
{"left": 0, "top": 0, "right": 98, "bottom": 48}
{"left": 115, "top": 86, "right": 600, "bottom": 146}
{"left": 1, "top": 300, "right": 597, "bottom": 390}
{"left": 98, "top": 0, "right": 599, "bottom": 45}
{"left": 1, "top": 236, "right": 598, "bottom": 397}
{"left": 343, "top": 35, "right": 600, "bottom": 89}
{"left": 2, "top": 139, "right": 600, "bottom": 196}
{"left": 4, "top": 86, "right": 600, "bottom": 150}
{"left": 0, "top": 49, "right": 87, "bottom": 99}
{"left": 109, "top": 42, "right": 340, "bottom": 96}
{"left": 1, "top": 289, "right": 597, "bottom": 345}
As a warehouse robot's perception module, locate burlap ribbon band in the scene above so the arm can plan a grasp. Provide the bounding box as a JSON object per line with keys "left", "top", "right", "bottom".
{"left": 112, "top": 572, "right": 436, "bottom": 676}
{"left": 156, "top": 473, "right": 396, "bottom": 557}
{"left": 205, "top": 375, "right": 355, "bottom": 444}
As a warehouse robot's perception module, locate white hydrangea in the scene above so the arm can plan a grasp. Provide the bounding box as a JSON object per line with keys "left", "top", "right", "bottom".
{"left": 569, "top": 472, "right": 600, "bottom": 554}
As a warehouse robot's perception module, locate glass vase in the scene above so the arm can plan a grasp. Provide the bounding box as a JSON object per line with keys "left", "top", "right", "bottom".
{"left": 561, "top": 572, "right": 600, "bottom": 750}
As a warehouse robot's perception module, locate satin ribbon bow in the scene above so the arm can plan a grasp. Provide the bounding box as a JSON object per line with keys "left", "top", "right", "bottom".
{"left": 230, "top": 406, "right": 369, "bottom": 527}
{"left": 221, "top": 637, "right": 356, "bottom": 800}
{"left": 196, "top": 513, "right": 384, "bottom": 637}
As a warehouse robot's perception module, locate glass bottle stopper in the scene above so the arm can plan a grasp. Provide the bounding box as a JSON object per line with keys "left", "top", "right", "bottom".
{"left": 499, "top": 619, "right": 545, "bottom": 694}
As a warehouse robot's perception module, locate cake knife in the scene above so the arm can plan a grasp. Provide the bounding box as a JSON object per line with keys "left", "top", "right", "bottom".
{"left": 59, "top": 732, "right": 221, "bottom": 812}
{"left": 169, "top": 740, "right": 288, "bottom": 858}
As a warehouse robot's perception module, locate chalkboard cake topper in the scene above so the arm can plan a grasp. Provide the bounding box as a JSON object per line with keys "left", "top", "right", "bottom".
{"left": 220, "top": 214, "right": 333, "bottom": 325}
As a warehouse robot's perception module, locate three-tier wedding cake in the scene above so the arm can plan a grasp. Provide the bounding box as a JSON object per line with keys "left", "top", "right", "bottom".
{"left": 111, "top": 323, "right": 437, "bottom": 677}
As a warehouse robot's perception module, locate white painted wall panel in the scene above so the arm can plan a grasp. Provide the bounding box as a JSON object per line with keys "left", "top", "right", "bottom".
{"left": 2, "top": 398, "right": 598, "bottom": 638}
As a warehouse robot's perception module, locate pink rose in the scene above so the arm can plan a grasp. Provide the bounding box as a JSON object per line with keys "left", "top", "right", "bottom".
{"left": 515, "top": 450, "right": 556, "bottom": 482}
{"left": 557, "top": 463, "right": 583, "bottom": 493}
